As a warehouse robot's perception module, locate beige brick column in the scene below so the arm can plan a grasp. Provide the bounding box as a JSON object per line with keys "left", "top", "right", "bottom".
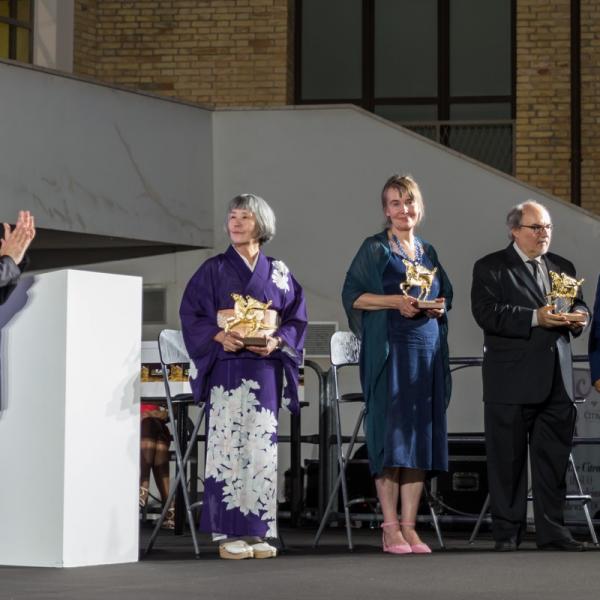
{"left": 72, "top": 0, "right": 293, "bottom": 108}
{"left": 515, "top": 0, "right": 572, "bottom": 202}
{"left": 581, "top": 0, "right": 600, "bottom": 215}
{"left": 73, "top": 0, "right": 98, "bottom": 77}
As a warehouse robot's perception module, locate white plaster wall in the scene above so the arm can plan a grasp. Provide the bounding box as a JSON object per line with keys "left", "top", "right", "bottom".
{"left": 0, "top": 60, "right": 213, "bottom": 248}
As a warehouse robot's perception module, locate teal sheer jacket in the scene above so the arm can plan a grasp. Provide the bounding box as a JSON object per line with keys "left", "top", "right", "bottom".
{"left": 341, "top": 231, "right": 453, "bottom": 476}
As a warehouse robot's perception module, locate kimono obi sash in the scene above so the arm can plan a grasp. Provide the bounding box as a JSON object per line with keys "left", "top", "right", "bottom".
{"left": 216, "top": 306, "right": 280, "bottom": 339}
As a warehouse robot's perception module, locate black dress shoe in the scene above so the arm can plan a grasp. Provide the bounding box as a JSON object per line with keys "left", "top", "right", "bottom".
{"left": 494, "top": 541, "right": 518, "bottom": 552}
{"left": 538, "top": 539, "right": 586, "bottom": 552}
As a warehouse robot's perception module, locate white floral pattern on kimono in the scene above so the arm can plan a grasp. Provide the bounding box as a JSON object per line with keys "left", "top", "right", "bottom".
{"left": 271, "top": 260, "right": 290, "bottom": 292}
{"left": 205, "top": 379, "right": 278, "bottom": 537}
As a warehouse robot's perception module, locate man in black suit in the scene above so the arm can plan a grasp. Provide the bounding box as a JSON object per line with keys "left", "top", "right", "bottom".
{"left": 471, "top": 201, "right": 588, "bottom": 552}
{"left": 0, "top": 210, "right": 35, "bottom": 305}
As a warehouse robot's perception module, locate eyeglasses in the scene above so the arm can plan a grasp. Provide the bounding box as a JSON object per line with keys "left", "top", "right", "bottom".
{"left": 519, "top": 224, "right": 553, "bottom": 234}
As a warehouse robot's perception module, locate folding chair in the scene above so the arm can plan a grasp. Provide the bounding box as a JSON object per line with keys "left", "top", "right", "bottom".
{"left": 313, "top": 331, "right": 445, "bottom": 551}
{"left": 469, "top": 397, "right": 599, "bottom": 546}
{"left": 144, "top": 329, "right": 205, "bottom": 557}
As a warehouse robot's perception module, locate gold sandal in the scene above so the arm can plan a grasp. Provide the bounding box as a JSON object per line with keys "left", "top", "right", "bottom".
{"left": 139, "top": 486, "right": 149, "bottom": 508}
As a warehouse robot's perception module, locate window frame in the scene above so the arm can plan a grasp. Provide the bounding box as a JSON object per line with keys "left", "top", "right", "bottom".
{"left": 0, "top": 0, "right": 35, "bottom": 63}
{"left": 294, "top": 0, "right": 516, "bottom": 121}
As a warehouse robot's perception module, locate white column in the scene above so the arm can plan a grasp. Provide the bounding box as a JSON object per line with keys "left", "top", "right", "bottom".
{"left": 0, "top": 269, "right": 142, "bottom": 567}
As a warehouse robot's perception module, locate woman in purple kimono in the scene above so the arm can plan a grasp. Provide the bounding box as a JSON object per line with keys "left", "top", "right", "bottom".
{"left": 180, "top": 194, "right": 307, "bottom": 560}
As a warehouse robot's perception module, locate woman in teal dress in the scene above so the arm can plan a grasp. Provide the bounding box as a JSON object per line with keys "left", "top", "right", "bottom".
{"left": 342, "top": 175, "right": 452, "bottom": 555}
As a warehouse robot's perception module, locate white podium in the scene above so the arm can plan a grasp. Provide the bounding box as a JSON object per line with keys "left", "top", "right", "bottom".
{"left": 0, "top": 269, "right": 142, "bottom": 567}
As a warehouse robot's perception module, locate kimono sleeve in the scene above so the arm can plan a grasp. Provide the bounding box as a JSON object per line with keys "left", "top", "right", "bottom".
{"left": 275, "top": 272, "right": 307, "bottom": 415}
{"left": 275, "top": 272, "right": 307, "bottom": 356}
{"left": 179, "top": 259, "right": 222, "bottom": 402}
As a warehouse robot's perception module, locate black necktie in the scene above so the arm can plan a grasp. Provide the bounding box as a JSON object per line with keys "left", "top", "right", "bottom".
{"left": 527, "top": 260, "right": 545, "bottom": 294}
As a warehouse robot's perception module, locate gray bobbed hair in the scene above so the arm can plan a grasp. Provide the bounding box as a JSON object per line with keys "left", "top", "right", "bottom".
{"left": 225, "top": 193, "right": 276, "bottom": 245}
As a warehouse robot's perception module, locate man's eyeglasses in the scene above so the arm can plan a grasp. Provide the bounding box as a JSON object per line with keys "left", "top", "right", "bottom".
{"left": 519, "top": 224, "right": 553, "bottom": 234}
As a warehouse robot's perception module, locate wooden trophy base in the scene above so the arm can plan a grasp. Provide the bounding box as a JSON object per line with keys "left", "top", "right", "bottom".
{"left": 561, "top": 312, "right": 586, "bottom": 322}
{"left": 416, "top": 299, "right": 444, "bottom": 310}
{"left": 242, "top": 337, "right": 268, "bottom": 347}
{"left": 216, "top": 308, "right": 279, "bottom": 347}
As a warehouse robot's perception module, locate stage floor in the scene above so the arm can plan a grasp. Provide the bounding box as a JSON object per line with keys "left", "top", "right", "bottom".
{"left": 2, "top": 524, "right": 599, "bottom": 600}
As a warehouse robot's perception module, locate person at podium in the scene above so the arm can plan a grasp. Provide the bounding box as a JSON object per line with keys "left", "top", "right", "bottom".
{"left": 342, "top": 174, "right": 452, "bottom": 555}
{"left": 0, "top": 210, "right": 35, "bottom": 304}
{"left": 180, "top": 193, "right": 307, "bottom": 560}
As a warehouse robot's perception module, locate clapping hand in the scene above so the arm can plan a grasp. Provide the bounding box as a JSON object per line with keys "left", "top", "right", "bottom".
{"left": 1, "top": 210, "right": 36, "bottom": 265}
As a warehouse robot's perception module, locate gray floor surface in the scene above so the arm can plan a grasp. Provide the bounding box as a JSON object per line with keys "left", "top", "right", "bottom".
{"left": 1, "top": 525, "right": 599, "bottom": 600}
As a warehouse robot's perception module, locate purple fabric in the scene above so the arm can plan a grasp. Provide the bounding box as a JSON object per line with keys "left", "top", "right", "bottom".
{"left": 180, "top": 246, "right": 307, "bottom": 537}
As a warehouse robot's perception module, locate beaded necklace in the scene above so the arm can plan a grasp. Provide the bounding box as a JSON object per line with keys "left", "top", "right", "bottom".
{"left": 391, "top": 233, "right": 423, "bottom": 264}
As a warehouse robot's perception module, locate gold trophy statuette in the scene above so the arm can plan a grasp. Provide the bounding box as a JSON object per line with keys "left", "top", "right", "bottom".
{"left": 400, "top": 259, "right": 443, "bottom": 310}
{"left": 217, "top": 293, "right": 279, "bottom": 347}
{"left": 547, "top": 271, "right": 586, "bottom": 322}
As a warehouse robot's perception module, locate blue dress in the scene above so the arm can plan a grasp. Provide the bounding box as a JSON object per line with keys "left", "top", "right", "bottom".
{"left": 382, "top": 250, "right": 448, "bottom": 472}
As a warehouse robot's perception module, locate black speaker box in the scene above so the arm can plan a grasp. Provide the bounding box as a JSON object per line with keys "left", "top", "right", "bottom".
{"left": 435, "top": 439, "right": 488, "bottom": 515}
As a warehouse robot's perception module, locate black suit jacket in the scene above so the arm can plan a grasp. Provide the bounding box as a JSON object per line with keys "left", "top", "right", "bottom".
{"left": 471, "top": 244, "right": 587, "bottom": 404}
{"left": 0, "top": 256, "right": 23, "bottom": 305}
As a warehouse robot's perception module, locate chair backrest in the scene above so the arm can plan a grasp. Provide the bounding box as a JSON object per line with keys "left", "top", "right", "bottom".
{"left": 330, "top": 331, "right": 361, "bottom": 368}
{"left": 158, "top": 329, "right": 190, "bottom": 366}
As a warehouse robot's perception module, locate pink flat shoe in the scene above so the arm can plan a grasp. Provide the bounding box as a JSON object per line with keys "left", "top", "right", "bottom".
{"left": 381, "top": 521, "right": 412, "bottom": 555}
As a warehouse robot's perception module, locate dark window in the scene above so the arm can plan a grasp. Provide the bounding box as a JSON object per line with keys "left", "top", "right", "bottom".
{"left": 374, "top": 0, "right": 438, "bottom": 99}
{"left": 301, "top": 0, "right": 363, "bottom": 101}
{"left": 296, "top": 0, "right": 515, "bottom": 173}
{"left": 0, "top": 0, "right": 34, "bottom": 63}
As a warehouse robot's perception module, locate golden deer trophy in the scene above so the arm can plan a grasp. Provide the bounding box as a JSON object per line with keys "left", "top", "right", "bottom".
{"left": 400, "top": 259, "right": 442, "bottom": 309}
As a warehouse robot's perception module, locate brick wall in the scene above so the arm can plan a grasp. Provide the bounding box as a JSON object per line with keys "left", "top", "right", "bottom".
{"left": 581, "top": 0, "right": 600, "bottom": 215}
{"left": 73, "top": 0, "right": 98, "bottom": 77}
{"left": 72, "top": 0, "right": 293, "bottom": 107}
{"left": 515, "top": 0, "right": 571, "bottom": 203}
{"left": 516, "top": 0, "right": 600, "bottom": 215}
